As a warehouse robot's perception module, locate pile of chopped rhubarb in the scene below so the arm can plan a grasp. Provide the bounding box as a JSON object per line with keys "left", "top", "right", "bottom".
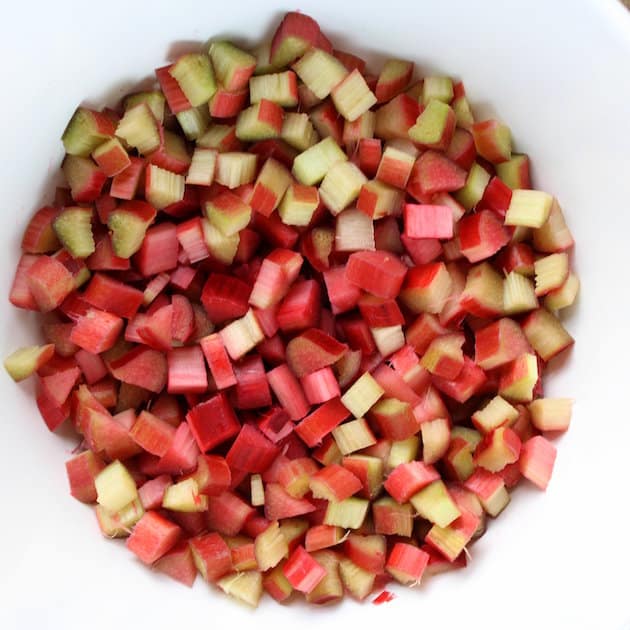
{"left": 4, "top": 10, "right": 576, "bottom": 608}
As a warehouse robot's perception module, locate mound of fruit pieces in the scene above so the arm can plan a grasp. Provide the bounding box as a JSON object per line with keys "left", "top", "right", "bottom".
{"left": 4, "top": 11, "right": 577, "bottom": 608}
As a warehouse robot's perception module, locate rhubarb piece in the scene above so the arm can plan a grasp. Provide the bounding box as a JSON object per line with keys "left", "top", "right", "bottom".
{"left": 324, "top": 497, "right": 369, "bottom": 529}
{"left": 190, "top": 532, "right": 232, "bottom": 582}
{"left": 332, "top": 418, "right": 377, "bottom": 455}
{"left": 236, "top": 99, "right": 284, "bottom": 141}
{"left": 505, "top": 189, "right": 553, "bottom": 228}
{"left": 408, "top": 100, "right": 455, "bottom": 151}
{"left": 169, "top": 53, "right": 216, "bottom": 106}
{"left": 250, "top": 157, "right": 292, "bottom": 217}
{"left": 107, "top": 201, "right": 156, "bottom": 258}
{"left": 459, "top": 210, "right": 510, "bottom": 263}
{"left": 368, "top": 397, "right": 418, "bottom": 440}
{"left": 522, "top": 308, "right": 574, "bottom": 361}
{"left": 215, "top": 152, "right": 257, "bottom": 189}
{"left": 283, "top": 546, "right": 326, "bottom": 594}
{"left": 372, "top": 496, "right": 413, "bottom": 536}
{"left": 249, "top": 248, "right": 303, "bottom": 309}
{"left": 519, "top": 436, "right": 557, "bottom": 490}
{"left": 205, "top": 190, "right": 252, "bottom": 237}
{"left": 111, "top": 156, "right": 144, "bottom": 200}
{"left": 292, "top": 136, "right": 347, "bottom": 185}
{"left": 62, "top": 107, "right": 115, "bottom": 157}
{"left": 281, "top": 112, "right": 318, "bottom": 152}
{"left": 474, "top": 426, "right": 522, "bottom": 472}
{"left": 217, "top": 571, "right": 263, "bottom": 608}
{"left": 345, "top": 250, "right": 407, "bottom": 299}
{"left": 384, "top": 461, "right": 440, "bottom": 503}
{"left": 226, "top": 424, "right": 280, "bottom": 473}
{"left": 305, "top": 525, "right": 345, "bottom": 552}
{"left": 464, "top": 468, "right": 510, "bottom": 516}
{"left": 404, "top": 204, "right": 453, "bottom": 240}
{"left": 129, "top": 410, "right": 176, "bottom": 457}
{"left": 219, "top": 309, "right": 264, "bottom": 360}
{"left": 209, "top": 41, "right": 256, "bottom": 91}
{"left": 154, "top": 542, "right": 197, "bottom": 587}
{"left": 357, "top": 180, "right": 403, "bottom": 219}
{"left": 503, "top": 271, "right": 539, "bottom": 315}
{"left": 532, "top": 199, "right": 574, "bottom": 252}
{"left": 528, "top": 398, "right": 573, "bottom": 432}
{"left": 400, "top": 262, "right": 452, "bottom": 314}
{"left": 267, "top": 361, "right": 311, "bottom": 419}
{"left": 421, "top": 333, "right": 465, "bottom": 380}
{"left": 62, "top": 155, "right": 107, "bottom": 203}
{"left": 293, "top": 48, "right": 348, "bottom": 99}
{"left": 200, "top": 333, "right": 236, "bottom": 390}
{"left": 471, "top": 119, "right": 512, "bottom": 163}
{"left": 234, "top": 355, "right": 272, "bottom": 409}
{"left": 186, "top": 148, "right": 217, "bottom": 186}
{"left": 167, "top": 346, "right": 208, "bottom": 394}
{"left": 386, "top": 542, "right": 430, "bottom": 585}
{"left": 116, "top": 103, "right": 162, "bottom": 154}
{"left": 498, "top": 353, "right": 539, "bottom": 403}
{"left": 534, "top": 253, "right": 569, "bottom": 296}
{"left": 65, "top": 450, "right": 106, "bottom": 503}
{"left": 496, "top": 153, "right": 532, "bottom": 189}
{"left": 4, "top": 344, "right": 55, "bottom": 382}
{"left": 460, "top": 262, "right": 504, "bottom": 318}
{"left": 249, "top": 71, "right": 299, "bottom": 107}
{"left": 94, "top": 460, "right": 138, "bottom": 513}
{"left": 162, "top": 478, "right": 208, "bottom": 512}
{"left": 124, "top": 91, "right": 165, "bottom": 122}
{"left": 287, "top": 328, "right": 348, "bottom": 378}
{"left": 92, "top": 137, "right": 131, "bottom": 177}
{"left": 422, "top": 76, "right": 453, "bottom": 104}
{"left": 186, "top": 393, "right": 240, "bottom": 452}
{"left": 126, "top": 511, "right": 181, "bottom": 564}
{"left": 474, "top": 317, "right": 530, "bottom": 370}
{"left": 374, "top": 93, "right": 419, "bottom": 140}
{"left": 270, "top": 12, "right": 321, "bottom": 67}
{"left": 410, "top": 480, "right": 460, "bottom": 528}
{"left": 454, "top": 162, "right": 491, "bottom": 211}
{"left": 425, "top": 507, "right": 479, "bottom": 562}
{"left": 387, "top": 436, "right": 420, "bottom": 467}
{"left": 331, "top": 69, "right": 377, "bottom": 122}
{"left": 21, "top": 206, "right": 61, "bottom": 254}
{"left": 319, "top": 161, "right": 367, "bottom": 216}
{"left": 341, "top": 372, "right": 384, "bottom": 418}
{"left": 145, "top": 165, "right": 185, "bottom": 210}
{"left": 376, "top": 144, "right": 416, "bottom": 189}
{"left": 375, "top": 59, "right": 414, "bottom": 103}
{"left": 545, "top": 273, "right": 579, "bottom": 311}
{"left": 472, "top": 396, "right": 519, "bottom": 433}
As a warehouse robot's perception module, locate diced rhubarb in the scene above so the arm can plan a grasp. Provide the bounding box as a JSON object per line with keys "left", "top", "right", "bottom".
{"left": 459, "top": 210, "right": 510, "bottom": 263}
{"left": 384, "top": 461, "right": 440, "bottom": 503}
{"left": 386, "top": 542, "right": 430, "bottom": 585}
{"left": 186, "top": 393, "right": 240, "bottom": 452}
{"left": 200, "top": 333, "right": 237, "bottom": 390}
{"left": 286, "top": 328, "right": 348, "bottom": 378}
{"left": 519, "top": 435, "right": 557, "bottom": 490}
{"left": 189, "top": 532, "right": 233, "bottom": 582}
{"left": 226, "top": 423, "right": 280, "bottom": 472}
{"left": 65, "top": 450, "right": 107, "bottom": 503}
{"left": 167, "top": 346, "right": 208, "bottom": 394}
{"left": 108, "top": 347, "right": 168, "bottom": 393}
{"left": 295, "top": 398, "right": 351, "bottom": 447}
{"left": 126, "top": 511, "right": 181, "bottom": 564}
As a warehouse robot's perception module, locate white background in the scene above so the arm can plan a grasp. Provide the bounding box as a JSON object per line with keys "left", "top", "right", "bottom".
{"left": 1, "top": 1, "right": 629, "bottom": 628}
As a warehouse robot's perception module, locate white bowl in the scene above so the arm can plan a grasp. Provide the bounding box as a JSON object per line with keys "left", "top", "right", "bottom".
{"left": 1, "top": 1, "right": 629, "bottom": 628}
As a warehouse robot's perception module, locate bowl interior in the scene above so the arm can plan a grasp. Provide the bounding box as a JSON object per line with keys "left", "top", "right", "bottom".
{"left": 1, "top": 1, "right": 629, "bottom": 629}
